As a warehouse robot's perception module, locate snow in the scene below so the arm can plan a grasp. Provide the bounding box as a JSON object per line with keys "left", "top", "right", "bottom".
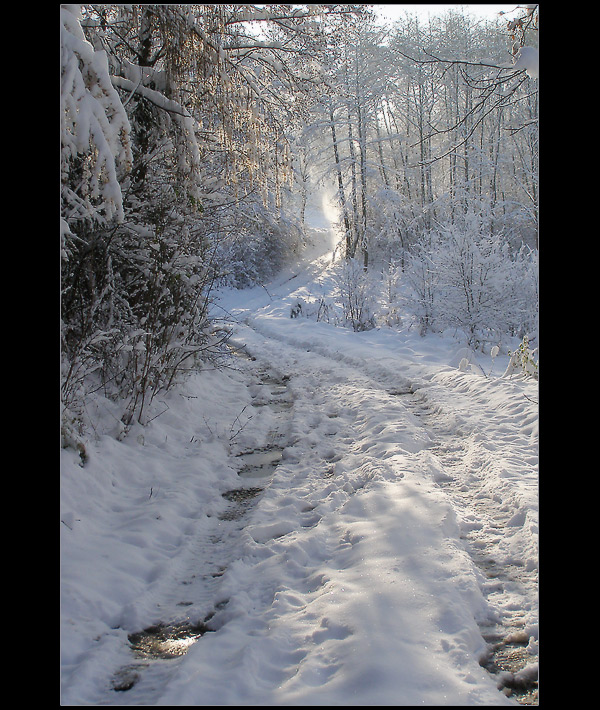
{"left": 513, "top": 46, "right": 538, "bottom": 79}
{"left": 61, "top": 5, "right": 132, "bottom": 223}
{"left": 60, "top": 197, "right": 538, "bottom": 705}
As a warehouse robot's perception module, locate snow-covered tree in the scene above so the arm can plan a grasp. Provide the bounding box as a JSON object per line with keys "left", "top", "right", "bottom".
{"left": 61, "top": 4, "right": 368, "bottom": 432}
{"left": 60, "top": 4, "right": 132, "bottom": 230}
{"left": 404, "top": 216, "right": 538, "bottom": 347}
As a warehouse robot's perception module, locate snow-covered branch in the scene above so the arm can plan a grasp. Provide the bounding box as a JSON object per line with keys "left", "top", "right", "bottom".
{"left": 61, "top": 5, "right": 132, "bottom": 224}
{"left": 110, "top": 75, "right": 192, "bottom": 118}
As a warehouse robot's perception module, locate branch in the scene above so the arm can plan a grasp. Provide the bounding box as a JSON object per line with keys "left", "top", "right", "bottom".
{"left": 393, "top": 46, "right": 521, "bottom": 74}
{"left": 503, "top": 116, "right": 538, "bottom": 135}
{"left": 110, "top": 75, "right": 192, "bottom": 118}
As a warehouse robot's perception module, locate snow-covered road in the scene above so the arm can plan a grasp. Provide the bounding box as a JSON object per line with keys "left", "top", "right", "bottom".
{"left": 60, "top": 237, "right": 538, "bottom": 705}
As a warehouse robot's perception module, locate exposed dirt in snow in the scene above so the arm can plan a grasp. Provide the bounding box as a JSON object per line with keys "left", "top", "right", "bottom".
{"left": 103, "top": 352, "right": 297, "bottom": 703}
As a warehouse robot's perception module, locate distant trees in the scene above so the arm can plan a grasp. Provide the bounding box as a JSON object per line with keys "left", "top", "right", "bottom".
{"left": 307, "top": 6, "right": 538, "bottom": 347}
{"left": 386, "top": 6, "right": 539, "bottom": 249}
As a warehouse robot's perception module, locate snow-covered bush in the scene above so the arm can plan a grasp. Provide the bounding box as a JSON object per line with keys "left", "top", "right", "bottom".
{"left": 436, "top": 226, "right": 511, "bottom": 346}
{"left": 404, "top": 239, "right": 442, "bottom": 335}
{"left": 503, "top": 334, "right": 538, "bottom": 379}
{"left": 215, "top": 200, "right": 304, "bottom": 289}
{"left": 61, "top": 192, "right": 221, "bottom": 429}
{"left": 337, "top": 258, "right": 377, "bottom": 332}
{"left": 404, "top": 216, "right": 538, "bottom": 348}
{"left": 289, "top": 296, "right": 338, "bottom": 324}
{"left": 60, "top": 5, "right": 132, "bottom": 227}
{"left": 366, "top": 186, "right": 424, "bottom": 270}
{"left": 378, "top": 264, "right": 403, "bottom": 328}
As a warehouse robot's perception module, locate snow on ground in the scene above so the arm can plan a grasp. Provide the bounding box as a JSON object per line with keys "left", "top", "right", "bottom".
{"left": 60, "top": 201, "right": 538, "bottom": 706}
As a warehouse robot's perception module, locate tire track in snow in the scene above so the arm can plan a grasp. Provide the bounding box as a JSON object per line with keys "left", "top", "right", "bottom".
{"left": 97, "top": 351, "right": 296, "bottom": 705}
{"left": 90, "top": 289, "right": 536, "bottom": 705}
{"left": 385, "top": 387, "right": 538, "bottom": 704}
{"left": 237, "top": 313, "right": 538, "bottom": 704}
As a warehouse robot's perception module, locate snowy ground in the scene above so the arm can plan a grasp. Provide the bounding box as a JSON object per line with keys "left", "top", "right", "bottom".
{"left": 60, "top": 198, "right": 538, "bottom": 706}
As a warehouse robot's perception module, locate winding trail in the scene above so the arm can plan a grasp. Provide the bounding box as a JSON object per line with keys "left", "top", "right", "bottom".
{"left": 210, "top": 248, "right": 538, "bottom": 703}
{"left": 62, "top": 218, "right": 538, "bottom": 706}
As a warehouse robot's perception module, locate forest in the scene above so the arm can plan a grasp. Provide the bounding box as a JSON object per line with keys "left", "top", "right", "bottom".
{"left": 60, "top": 3, "right": 539, "bottom": 439}
{"left": 60, "top": 6, "right": 539, "bottom": 704}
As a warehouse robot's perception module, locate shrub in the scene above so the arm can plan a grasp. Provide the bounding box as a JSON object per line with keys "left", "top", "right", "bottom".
{"left": 337, "top": 259, "right": 376, "bottom": 332}
{"left": 504, "top": 335, "right": 539, "bottom": 379}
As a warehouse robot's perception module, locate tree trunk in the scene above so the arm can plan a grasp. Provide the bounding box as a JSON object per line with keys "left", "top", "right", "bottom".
{"left": 329, "top": 106, "right": 352, "bottom": 257}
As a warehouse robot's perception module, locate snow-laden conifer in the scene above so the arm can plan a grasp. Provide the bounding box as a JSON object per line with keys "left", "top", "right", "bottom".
{"left": 60, "top": 4, "right": 132, "bottom": 227}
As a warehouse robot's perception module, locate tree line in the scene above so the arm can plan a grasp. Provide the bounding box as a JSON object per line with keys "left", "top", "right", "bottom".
{"left": 60, "top": 4, "right": 538, "bottom": 440}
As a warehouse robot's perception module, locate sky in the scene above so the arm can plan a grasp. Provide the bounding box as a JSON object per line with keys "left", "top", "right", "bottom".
{"left": 375, "top": 4, "right": 520, "bottom": 23}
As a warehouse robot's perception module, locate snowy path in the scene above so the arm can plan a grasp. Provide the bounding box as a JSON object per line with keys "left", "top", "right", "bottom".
{"left": 212, "top": 265, "right": 538, "bottom": 703}
{"left": 60, "top": 235, "right": 538, "bottom": 705}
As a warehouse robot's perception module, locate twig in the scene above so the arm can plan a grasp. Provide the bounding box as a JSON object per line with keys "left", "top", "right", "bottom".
{"left": 146, "top": 401, "right": 170, "bottom": 423}
{"left": 203, "top": 415, "right": 215, "bottom": 437}
{"left": 229, "top": 405, "right": 253, "bottom": 442}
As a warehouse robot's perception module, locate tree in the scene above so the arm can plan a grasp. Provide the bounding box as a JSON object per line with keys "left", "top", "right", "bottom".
{"left": 390, "top": 6, "right": 538, "bottom": 166}
{"left": 61, "top": 4, "right": 368, "bottom": 432}
{"left": 316, "top": 11, "right": 391, "bottom": 266}
{"left": 60, "top": 5, "right": 132, "bottom": 230}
